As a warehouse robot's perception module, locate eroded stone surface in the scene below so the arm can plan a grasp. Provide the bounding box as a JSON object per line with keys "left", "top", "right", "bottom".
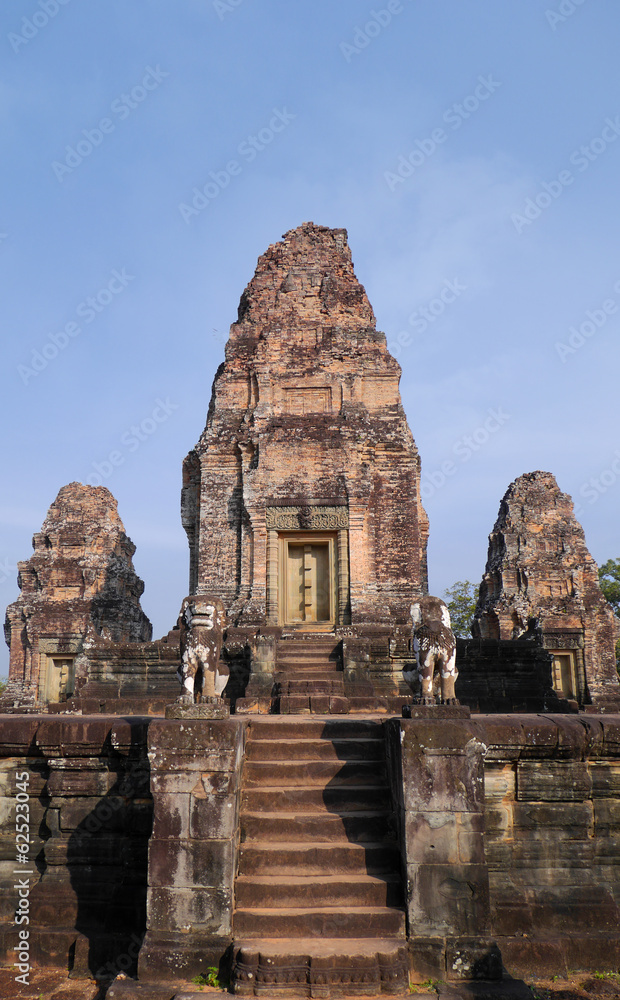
{"left": 473, "top": 471, "right": 620, "bottom": 710}
{"left": 182, "top": 222, "right": 429, "bottom": 631}
{"left": 3, "top": 482, "right": 151, "bottom": 709}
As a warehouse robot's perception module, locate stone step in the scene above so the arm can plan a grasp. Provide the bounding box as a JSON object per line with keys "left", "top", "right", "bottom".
{"left": 278, "top": 695, "right": 345, "bottom": 714}
{"left": 246, "top": 718, "right": 385, "bottom": 740}
{"left": 243, "top": 759, "right": 387, "bottom": 787}
{"left": 263, "top": 695, "right": 414, "bottom": 715}
{"left": 276, "top": 660, "right": 340, "bottom": 671}
{"left": 245, "top": 738, "right": 385, "bottom": 762}
{"left": 233, "top": 905, "right": 406, "bottom": 939}
{"left": 234, "top": 874, "right": 403, "bottom": 909}
{"left": 237, "top": 841, "right": 401, "bottom": 876}
{"left": 347, "top": 694, "right": 413, "bottom": 717}
{"left": 278, "top": 640, "right": 339, "bottom": 651}
{"left": 241, "top": 810, "right": 394, "bottom": 843}
{"left": 232, "top": 937, "right": 409, "bottom": 997}
{"left": 277, "top": 657, "right": 340, "bottom": 668}
{"left": 241, "top": 784, "right": 391, "bottom": 813}
{"left": 276, "top": 680, "right": 345, "bottom": 695}
{"left": 234, "top": 697, "right": 273, "bottom": 715}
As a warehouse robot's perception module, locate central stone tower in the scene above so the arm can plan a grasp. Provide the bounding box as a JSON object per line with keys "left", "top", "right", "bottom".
{"left": 181, "top": 223, "right": 428, "bottom": 691}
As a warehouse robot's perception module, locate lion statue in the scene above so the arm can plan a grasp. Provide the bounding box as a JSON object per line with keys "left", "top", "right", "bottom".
{"left": 177, "top": 596, "right": 228, "bottom": 702}
{"left": 404, "top": 595, "right": 458, "bottom": 705}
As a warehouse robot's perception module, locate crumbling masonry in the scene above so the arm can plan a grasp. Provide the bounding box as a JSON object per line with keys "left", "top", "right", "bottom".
{"left": 2, "top": 224, "right": 620, "bottom": 997}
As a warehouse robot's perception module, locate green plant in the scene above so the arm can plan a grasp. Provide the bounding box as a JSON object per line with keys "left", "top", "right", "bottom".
{"left": 192, "top": 966, "right": 226, "bottom": 988}
{"left": 409, "top": 978, "right": 441, "bottom": 993}
{"left": 598, "top": 559, "right": 620, "bottom": 675}
{"left": 594, "top": 971, "right": 620, "bottom": 981}
{"left": 443, "top": 580, "right": 478, "bottom": 638}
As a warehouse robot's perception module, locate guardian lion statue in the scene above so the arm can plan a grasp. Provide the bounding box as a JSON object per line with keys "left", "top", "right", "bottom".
{"left": 405, "top": 595, "right": 458, "bottom": 705}
{"left": 177, "top": 596, "right": 228, "bottom": 702}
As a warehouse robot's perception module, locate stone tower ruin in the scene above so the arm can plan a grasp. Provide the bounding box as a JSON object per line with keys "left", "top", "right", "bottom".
{"left": 3, "top": 482, "right": 152, "bottom": 710}
{"left": 473, "top": 470, "right": 620, "bottom": 711}
{"left": 181, "top": 222, "right": 429, "bottom": 692}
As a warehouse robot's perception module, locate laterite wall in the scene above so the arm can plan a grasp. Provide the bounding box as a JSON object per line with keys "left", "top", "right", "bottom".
{"left": 0, "top": 713, "right": 618, "bottom": 982}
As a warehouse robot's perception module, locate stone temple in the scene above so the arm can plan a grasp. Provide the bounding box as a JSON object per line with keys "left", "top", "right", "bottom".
{"left": 1, "top": 223, "right": 620, "bottom": 998}
{"left": 181, "top": 222, "right": 428, "bottom": 705}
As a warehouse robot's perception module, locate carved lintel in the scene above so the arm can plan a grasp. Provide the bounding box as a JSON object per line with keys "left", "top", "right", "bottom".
{"left": 265, "top": 505, "right": 348, "bottom": 530}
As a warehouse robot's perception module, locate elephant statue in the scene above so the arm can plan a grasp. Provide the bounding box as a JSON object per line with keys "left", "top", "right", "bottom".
{"left": 177, "top": 596, "right": 229, "bottom": 702}
{"left": 405, "top": 595, "right": 458, "bottom": 705}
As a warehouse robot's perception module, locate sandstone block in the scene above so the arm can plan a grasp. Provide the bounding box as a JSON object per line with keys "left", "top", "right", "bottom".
{"left": 148, "top": 837, "right": 234, "bottom": 890}
{"left": 151, "top": 796, "right": 190, "bottom": 840}
{"left": 189, "top": 793, "right": 236, "bottom": 840}
{"left": 516, "top": 761, "right": 592, "bottom": 801}
{"left": 137, "top": 930, "right": 233, "bottom": 982}
{"left": 404, "top": 813, "right": 459, "bottom": 865}
{"left": 445, "top": 937, "right": 503, "bottom": 981}
{"left": 407, "top": 863, "right": 490, "bottom": 936}
{"left": 147, "top": 886, "right": 231, "bottom": 935}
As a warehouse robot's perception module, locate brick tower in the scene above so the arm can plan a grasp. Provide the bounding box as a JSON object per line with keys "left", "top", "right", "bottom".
{"left": 181, "top": 222, "right": 428, "bottom": 692}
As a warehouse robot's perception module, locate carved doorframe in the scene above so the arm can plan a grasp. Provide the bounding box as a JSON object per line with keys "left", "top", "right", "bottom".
{"left": 265, "top": 506, "right": 350, "bottom": 627}
{"left": 279, "top": 532, "right": 336, "bottom": 626}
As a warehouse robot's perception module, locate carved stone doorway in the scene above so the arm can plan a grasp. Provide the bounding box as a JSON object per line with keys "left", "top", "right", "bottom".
{"left": 279, "top": 533, "right": 336, "bottom": 627}
{"left": 40, "top": 656, "right": 75, "bottom": 704}
{"left": 265, "top": 506, "right": 350, "bottom": 627}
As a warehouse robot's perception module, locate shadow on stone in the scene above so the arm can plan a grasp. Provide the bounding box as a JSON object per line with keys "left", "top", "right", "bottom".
{"left": 66, "top": 720, "right": 152, "bottom": 981}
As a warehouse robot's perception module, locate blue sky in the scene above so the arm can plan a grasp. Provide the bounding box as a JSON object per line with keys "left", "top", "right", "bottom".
{"left": 2, "top": 0, "right": 619, "bottom": 676}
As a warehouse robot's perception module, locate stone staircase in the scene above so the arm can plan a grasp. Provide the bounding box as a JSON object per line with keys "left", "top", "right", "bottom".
{"left": 273, "top": 637, "right": 413, "bottom": 716}
{"left": 231, "top": 716, "right": 409, "bottom": 996}
{"left": 275, "top": 638, "right": 346, "bottom": 714}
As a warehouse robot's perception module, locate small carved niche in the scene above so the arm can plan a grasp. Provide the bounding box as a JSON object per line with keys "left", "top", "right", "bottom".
{"left": 284, "top": 387, "right": 332, "bottom": 415}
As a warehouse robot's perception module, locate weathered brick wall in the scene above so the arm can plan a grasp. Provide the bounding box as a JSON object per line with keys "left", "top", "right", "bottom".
{"left": 182, "top": 223, "right": 429, "bottom": 630}
{"left": 0, "top": 716, "right": 152, "bottom": 980}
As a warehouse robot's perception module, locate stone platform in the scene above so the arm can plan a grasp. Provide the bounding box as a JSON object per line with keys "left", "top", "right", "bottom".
{"left": 0, "top": 712, "right": 619, "bottom": 996}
